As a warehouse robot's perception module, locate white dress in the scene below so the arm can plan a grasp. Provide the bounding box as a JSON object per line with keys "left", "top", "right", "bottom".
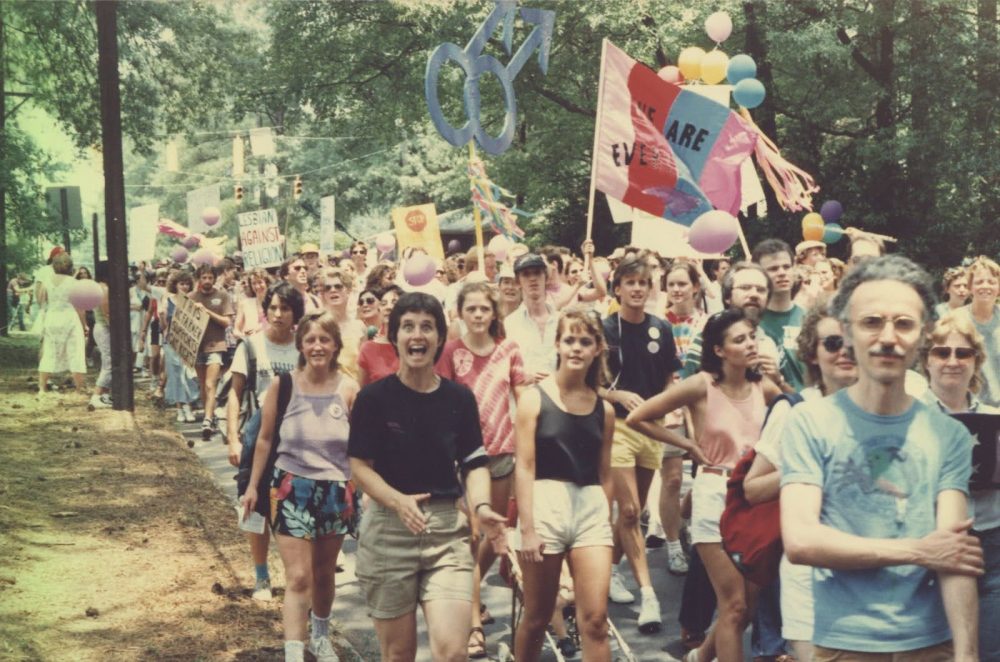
{"left": 38, "top": 276, "right": 86, "bottom": 374}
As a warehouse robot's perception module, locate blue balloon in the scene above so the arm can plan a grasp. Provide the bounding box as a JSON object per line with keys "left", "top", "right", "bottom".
{"left": 820, "top": 200, "right": 844, "bottom": 223}
{"left": 726, "top": 54, "right": 757, "bottom": 85}
{"left": 822, "top": 223, "right": 844, "bottom": 244}
{"left": 733, "top": 78, "right": 766, "bottom": 109}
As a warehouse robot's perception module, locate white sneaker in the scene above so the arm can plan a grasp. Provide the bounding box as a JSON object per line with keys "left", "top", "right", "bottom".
{"left": 252, "top": 579, "right": 272, "bottom": 602}
{"left": 182, "top": 404, "right": 196, "bottom": 423}
{"left": 89, "top": 394, "right": 111, "bottom": 410}
{"left": 608, "top": 569, "right": 635, "bottom": 604}
{"left": 637, "top": 588, "right": 661, "bottom": 634}
{"left": 668, "top": 546, "right": 690, "bottom": 575}
{"left": 176, "top": 409, "right": 185, "bottom": 423}
{"left": 308, "top": 636, "right": 339, "bottom": 662}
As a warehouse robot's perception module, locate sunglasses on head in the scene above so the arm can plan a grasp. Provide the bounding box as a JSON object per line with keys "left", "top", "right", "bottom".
{"left": 929, "top": 346, "right": 977, "bottom": 361}
{"left": 820, "top": 335, "right": 845, "bottom": 353}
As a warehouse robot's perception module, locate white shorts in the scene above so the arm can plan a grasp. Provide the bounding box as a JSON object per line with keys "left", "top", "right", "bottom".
{"left": 689, "top": 470, "right": 728, "bottom": 545}
{"left": 779, "top": 553, "right": 814, "bottom": 642}
{"left": 515, "top": 480, "right": 612, "bottom": 554}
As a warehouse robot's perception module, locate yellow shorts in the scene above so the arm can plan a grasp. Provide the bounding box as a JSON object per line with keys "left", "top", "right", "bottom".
{"left": 611, "top": 418, "right": 664, "bottom": 471}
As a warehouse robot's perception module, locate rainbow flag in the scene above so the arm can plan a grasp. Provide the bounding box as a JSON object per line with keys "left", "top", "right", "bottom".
{"left": 593, "top": 40, "right": 758, "bottom": 226}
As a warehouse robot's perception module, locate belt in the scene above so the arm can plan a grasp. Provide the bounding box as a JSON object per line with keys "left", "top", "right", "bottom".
{"left": 701, "top": 466, "right": 733, "bottom": 477}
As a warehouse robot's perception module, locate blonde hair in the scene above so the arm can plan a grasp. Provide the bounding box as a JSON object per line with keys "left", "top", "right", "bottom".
{"left": 921, "top": 312, "right": 986, "bottom": 394}
{"left": 294, "top": 311, "right": 343, "bottom": 370}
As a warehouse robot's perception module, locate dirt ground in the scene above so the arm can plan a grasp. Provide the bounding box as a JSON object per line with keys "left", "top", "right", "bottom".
{"left": 0, "top": 335, "right": 321, "bottom": 661}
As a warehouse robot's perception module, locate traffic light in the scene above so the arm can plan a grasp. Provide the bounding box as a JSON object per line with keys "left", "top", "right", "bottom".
{"left": 234, "top": 183, "right": 244, "bottom": 201}
{"left": 293, "top": 176, "right": 303, "bottom": 200}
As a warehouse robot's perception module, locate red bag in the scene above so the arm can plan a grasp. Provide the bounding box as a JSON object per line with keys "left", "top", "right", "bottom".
{"left": 719, "top": 449, "right": 782, "bottom": 587}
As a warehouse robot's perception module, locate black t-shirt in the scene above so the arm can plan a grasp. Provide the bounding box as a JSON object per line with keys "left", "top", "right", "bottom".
{"left": 348, "top": 374, "right": 488, "bottom": 498}
{"left": 603, "top": 312, "right": 682, "bottom": 419}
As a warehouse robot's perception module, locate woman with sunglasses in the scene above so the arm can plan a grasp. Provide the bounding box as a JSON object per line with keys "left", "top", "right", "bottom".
{"left": 741, "top": 302, "right": 858, "bottom": 662}
{"left": 626, "top": 308, "right": 782, "bottom": 662}
{"left": 357, "top": 285, "right": 404, "bottom": 386}
{"left": 356, "top": 287, "right": 382, "bottom": 333}
{"left": 349, "top": 241, "right": 369, "bottom": 276}
{"left": 320, "top": 268, "right": 365, "bottom": 382}
{"left": 918, "top": 312, "right": 1000, "bottom": 659}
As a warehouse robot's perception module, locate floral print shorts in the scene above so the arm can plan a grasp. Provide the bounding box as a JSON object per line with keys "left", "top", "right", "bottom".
{"left": 269, "top": 468, "right": 357, "bottom": 540}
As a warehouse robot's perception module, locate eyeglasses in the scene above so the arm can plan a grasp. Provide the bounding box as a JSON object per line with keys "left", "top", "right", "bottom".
{"left": 358, "top": 296, "right": 378, "bottom": 305}
{"left": 351, "top": 249, "right": 367, "bottom": 255}
{"left": 290, "top": 265, "right": 306, "bottom": 272}
{"left": 853, "top": 314, "right": 920, "bottom": 335}
{"left": 929, "top": 346, "right": 977, "bottom": 361}
{"left": 819, "top": 335, "right": 844, "bottom": 353}
{"left": 324, "top": 283, "right": 345, "bottom": 292}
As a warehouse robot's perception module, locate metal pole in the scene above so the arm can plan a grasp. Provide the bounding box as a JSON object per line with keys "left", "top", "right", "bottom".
{"left": 95, "top": 0, "right": 133, "bottom": 411}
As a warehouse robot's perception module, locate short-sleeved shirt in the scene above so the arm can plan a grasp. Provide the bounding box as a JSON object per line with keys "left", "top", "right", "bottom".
{"left": 357, "top": 340, "right": 399, "bottom": 386}
{"left": 780, "top": 390, "right": 973, "bottom": 652}
{"left": 602, "top": 312, "right": 681, "bottom": 419}
{"left": 504, "top": 303, "right": 559, "bottom": 378}
{"left": 437, "top": 338, "right": 528, "bottom": 456}
{"left": 759, "top": 305, "right": 806, "bottom": 391}
{"left": 348, "top": 375, "right": 488, "bottom": 498}
{"left": 229, "top": 333, "right": 299, "bottom": 400}
{"left": 188, "top": 287, "right": 234, "bottom": 353}
{"left": 957, "top": 305, "right": 1000, "bottom": 408}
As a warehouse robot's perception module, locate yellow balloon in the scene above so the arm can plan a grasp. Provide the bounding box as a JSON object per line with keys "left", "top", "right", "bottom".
{"left": 678, "top": 47, "right": 706, "bottom": 82}
{"left": 700, "top": 50, "right": 729, "bottom": 85}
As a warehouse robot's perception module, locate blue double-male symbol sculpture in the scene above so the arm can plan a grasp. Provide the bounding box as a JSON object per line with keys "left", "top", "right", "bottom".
{"left": 425, "top": 0, "right": 555, "bottom": 156}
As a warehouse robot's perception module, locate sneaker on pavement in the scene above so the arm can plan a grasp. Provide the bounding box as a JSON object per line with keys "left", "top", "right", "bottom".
{"left": 637, "top": 589, "right": 661, "bottom": 634}
{"left": 668, "top": 547, "right": 690, "bottom": 575}
{"left": 608, "top": 569, "right": 634, "bottom": 604}
{"left": 182, "top": 404, "right": 196, "bottom": 423}
{"left": 176, "top": 409, "right": 185, "bottom": 423}
{"left": 308, "top": 636, "right": 339, "bottom": 662}
{"left": 251, "top": 579, "right": 272, "bottom": 602}
{"left": 201, "top": 419, "right": 214, "bottom": 441}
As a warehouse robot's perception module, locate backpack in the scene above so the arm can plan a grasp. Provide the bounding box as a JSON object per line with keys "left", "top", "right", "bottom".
{"left": 719, "top": 392, "right": 804, "bottom": 587}
{"left": 235, "top": 372, "right": 293, "bottom": 518}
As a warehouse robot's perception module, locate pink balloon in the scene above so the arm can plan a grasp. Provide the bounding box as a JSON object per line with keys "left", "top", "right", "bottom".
{"left": 657, "top": 65, "right": 683, "bottom": 84}
{"left": 688, "top": 210, "right": 739, "bottom": 254}
{"left": 705, "top": 11, "right": 733, "bottom": 43}
{"left": 68, "top": 279, "right": 103, "bottom": 311}
{"left": 171, "top": 246, "right": 189, "bottom": 263}
{"left": 403, "top": 252, "right": 436, "bottom": 287}
{"left": 201, "top": 206, "right": 221, "bottom": 226}
{"left": 182, "top": 235, "right": 200, "bottom": 249}
{"left": 375, "top": 233, "right": 395, "bottom": 254}
{"left": 487, "top": 234, "right": 509, "bottom": 262}
{"left": 191, "top": 247, "right": 215, "bottom": 266}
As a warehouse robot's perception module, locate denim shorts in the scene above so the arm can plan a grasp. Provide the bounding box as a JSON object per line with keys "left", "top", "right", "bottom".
{"left": 269, "top": 468, "right": 356, "bottom": 540}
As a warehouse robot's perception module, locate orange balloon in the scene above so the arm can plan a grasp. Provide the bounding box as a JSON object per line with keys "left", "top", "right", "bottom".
{"left": 803, "top": 225, "right": 824, "bottom": 241}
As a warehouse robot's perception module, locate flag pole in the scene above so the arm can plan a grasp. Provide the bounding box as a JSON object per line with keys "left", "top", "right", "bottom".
{"left": 469, "top": 142, "right": 486, "bottom": 275}
{"left": 584, "top": 38, "right": 610, "bottom": 244}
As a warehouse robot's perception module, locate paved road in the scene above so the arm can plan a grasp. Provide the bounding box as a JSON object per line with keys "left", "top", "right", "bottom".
{"left": 177, "top": 417, "right": 744, "bottom": 661}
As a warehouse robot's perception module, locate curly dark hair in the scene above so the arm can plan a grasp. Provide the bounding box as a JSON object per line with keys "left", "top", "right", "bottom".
{"left": 699, "top": 307, "right": 762, "bottom": 384}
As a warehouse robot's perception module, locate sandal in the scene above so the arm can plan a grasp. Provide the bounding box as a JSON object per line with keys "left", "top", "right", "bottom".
{"left": 467, "top": 626, "right": 487, "bottom": 659}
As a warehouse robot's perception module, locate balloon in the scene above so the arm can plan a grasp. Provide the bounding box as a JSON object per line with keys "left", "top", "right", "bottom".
{"left": 487, "top": 234, "right": 509, "bottom": 262}
{"left": 726, "top": 54, "right": 757, "bottom": 84}
{"left": 68, "top": 279, "right": 103, "bottom": 311}
{"left": 447, "top": 239, "right": 462, "bottom": 254}
{"left": 822, "top": 223, "right": 844, "bottom": 244}
{"left": 820, "top": 200, "right": 844, "bottom": 223}
{"left": 201, "top": 206, "right": 221, "bottom": 227}
{"left": 403, "top": 253, "right": 437, "bottom": 287}
{"left": 689, "top": 210, "right": 739, "bottom": 254}
{"left": 700, "top": 50, "right": 729, "bottom": 85}
{"left": 191, "top": 247, "right": 216, "bottom": 266}
{"left": 171, "top": 246, "right": 189, "bottom": 264}
{"left": 375, "top": 233, "right": 395, "bottom": 254}
{"left": 705, "top": 11, "right": 733, "bottom": 43}
{"left": 677, "top": 47, "right": 706, "bottom": 81}
{"left": 802, "top": 212, "right": 824, "bottom": 241}
{"left": 733, "top": 78, "right": 766, "bottom": 108}
{"left": 657, "top": 65, "right": 683, "bottom": 84}
{"left": 182, "top": 235, "right": 200, "bottom": 249}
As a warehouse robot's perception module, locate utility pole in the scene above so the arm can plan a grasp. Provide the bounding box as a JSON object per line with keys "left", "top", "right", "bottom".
{"left": 1, "top": 3, "right": 8, "bottom": 337}
{"left": 95, "top": 0, "right": 133, "bottom": 411}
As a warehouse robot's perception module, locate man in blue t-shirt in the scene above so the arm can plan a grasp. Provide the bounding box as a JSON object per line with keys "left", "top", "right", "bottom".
{"left": 781, "top": 255, "right": 982, "bottom": 660}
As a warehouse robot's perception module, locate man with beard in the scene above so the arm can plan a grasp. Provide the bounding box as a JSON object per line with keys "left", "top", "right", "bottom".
{"left": 189, "top": 264, "right": 235, "bottom": 440}
{"left": 753, "top": 239, "right": 806, "bottom": 392}
{"left": 781, "top": 255, "right": 981, "bottom": 660}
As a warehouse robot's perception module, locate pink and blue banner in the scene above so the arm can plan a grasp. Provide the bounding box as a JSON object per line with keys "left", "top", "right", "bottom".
{"left": 594, "top": 41, "right": 758, "bottom": 226}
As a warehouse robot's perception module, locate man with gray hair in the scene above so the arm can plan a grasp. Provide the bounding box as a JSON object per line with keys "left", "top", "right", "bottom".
{"left": 781, "top": 255, "right": 982, "bottom": 660}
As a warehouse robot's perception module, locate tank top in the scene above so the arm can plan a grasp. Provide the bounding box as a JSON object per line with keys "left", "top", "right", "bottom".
{"left": 275, "top": 376, "right": 351, "bottom": 481}
{"left": 534, "top": 386, "right": 604, "bottom": 486}
{"left": 698, "top": 371, "right": 766, "bottom": 469}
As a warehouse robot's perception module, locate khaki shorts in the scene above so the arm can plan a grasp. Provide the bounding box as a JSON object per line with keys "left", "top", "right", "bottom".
{"left": 356, "top": 500, "right": 473, "bottom": 619}
{"left": 488, "top": 453, "right": 515, "bottom": 480}
{"left": 611, "top": 418, "right": 664, "bottom": 470}
{"left": 813, "top": 641, "right": 953, "bottom": 662}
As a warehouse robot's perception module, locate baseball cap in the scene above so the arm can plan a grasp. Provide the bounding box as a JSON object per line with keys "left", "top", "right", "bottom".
{"left": 49, "top": 246, "right": 65, "bottom": 261}
{"left": 795, "top": 240, "right": 825, "bottom": 257}
{"left": 513, "top": 253, "right": 546, "bottom": 274}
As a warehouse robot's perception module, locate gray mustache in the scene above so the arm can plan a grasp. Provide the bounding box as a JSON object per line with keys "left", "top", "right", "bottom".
{"left": 869, "top": 346, "right": 906, "bottom": 359}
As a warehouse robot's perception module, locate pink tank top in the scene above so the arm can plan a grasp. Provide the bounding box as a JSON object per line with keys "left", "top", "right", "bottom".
{"left": 698, "top": 372, "right": 766, "bottom": 469}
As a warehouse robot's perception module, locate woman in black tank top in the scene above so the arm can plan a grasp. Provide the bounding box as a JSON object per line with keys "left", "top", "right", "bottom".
{"left": 514, "top": 308, "right": 616, "bottom": 662}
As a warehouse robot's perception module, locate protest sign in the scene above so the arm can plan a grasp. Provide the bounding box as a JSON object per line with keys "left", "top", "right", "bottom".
{"left": 168, "top": 296, "right": 209, "bottom": 369}
{"left": 238, "top": 208, "right": 284, "bottom": 269}
{"left": 128, "top": 204, "right": 159, "bottom": 263}
{"left": 391, "top": 203, "right": 444, "bottom": 260}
